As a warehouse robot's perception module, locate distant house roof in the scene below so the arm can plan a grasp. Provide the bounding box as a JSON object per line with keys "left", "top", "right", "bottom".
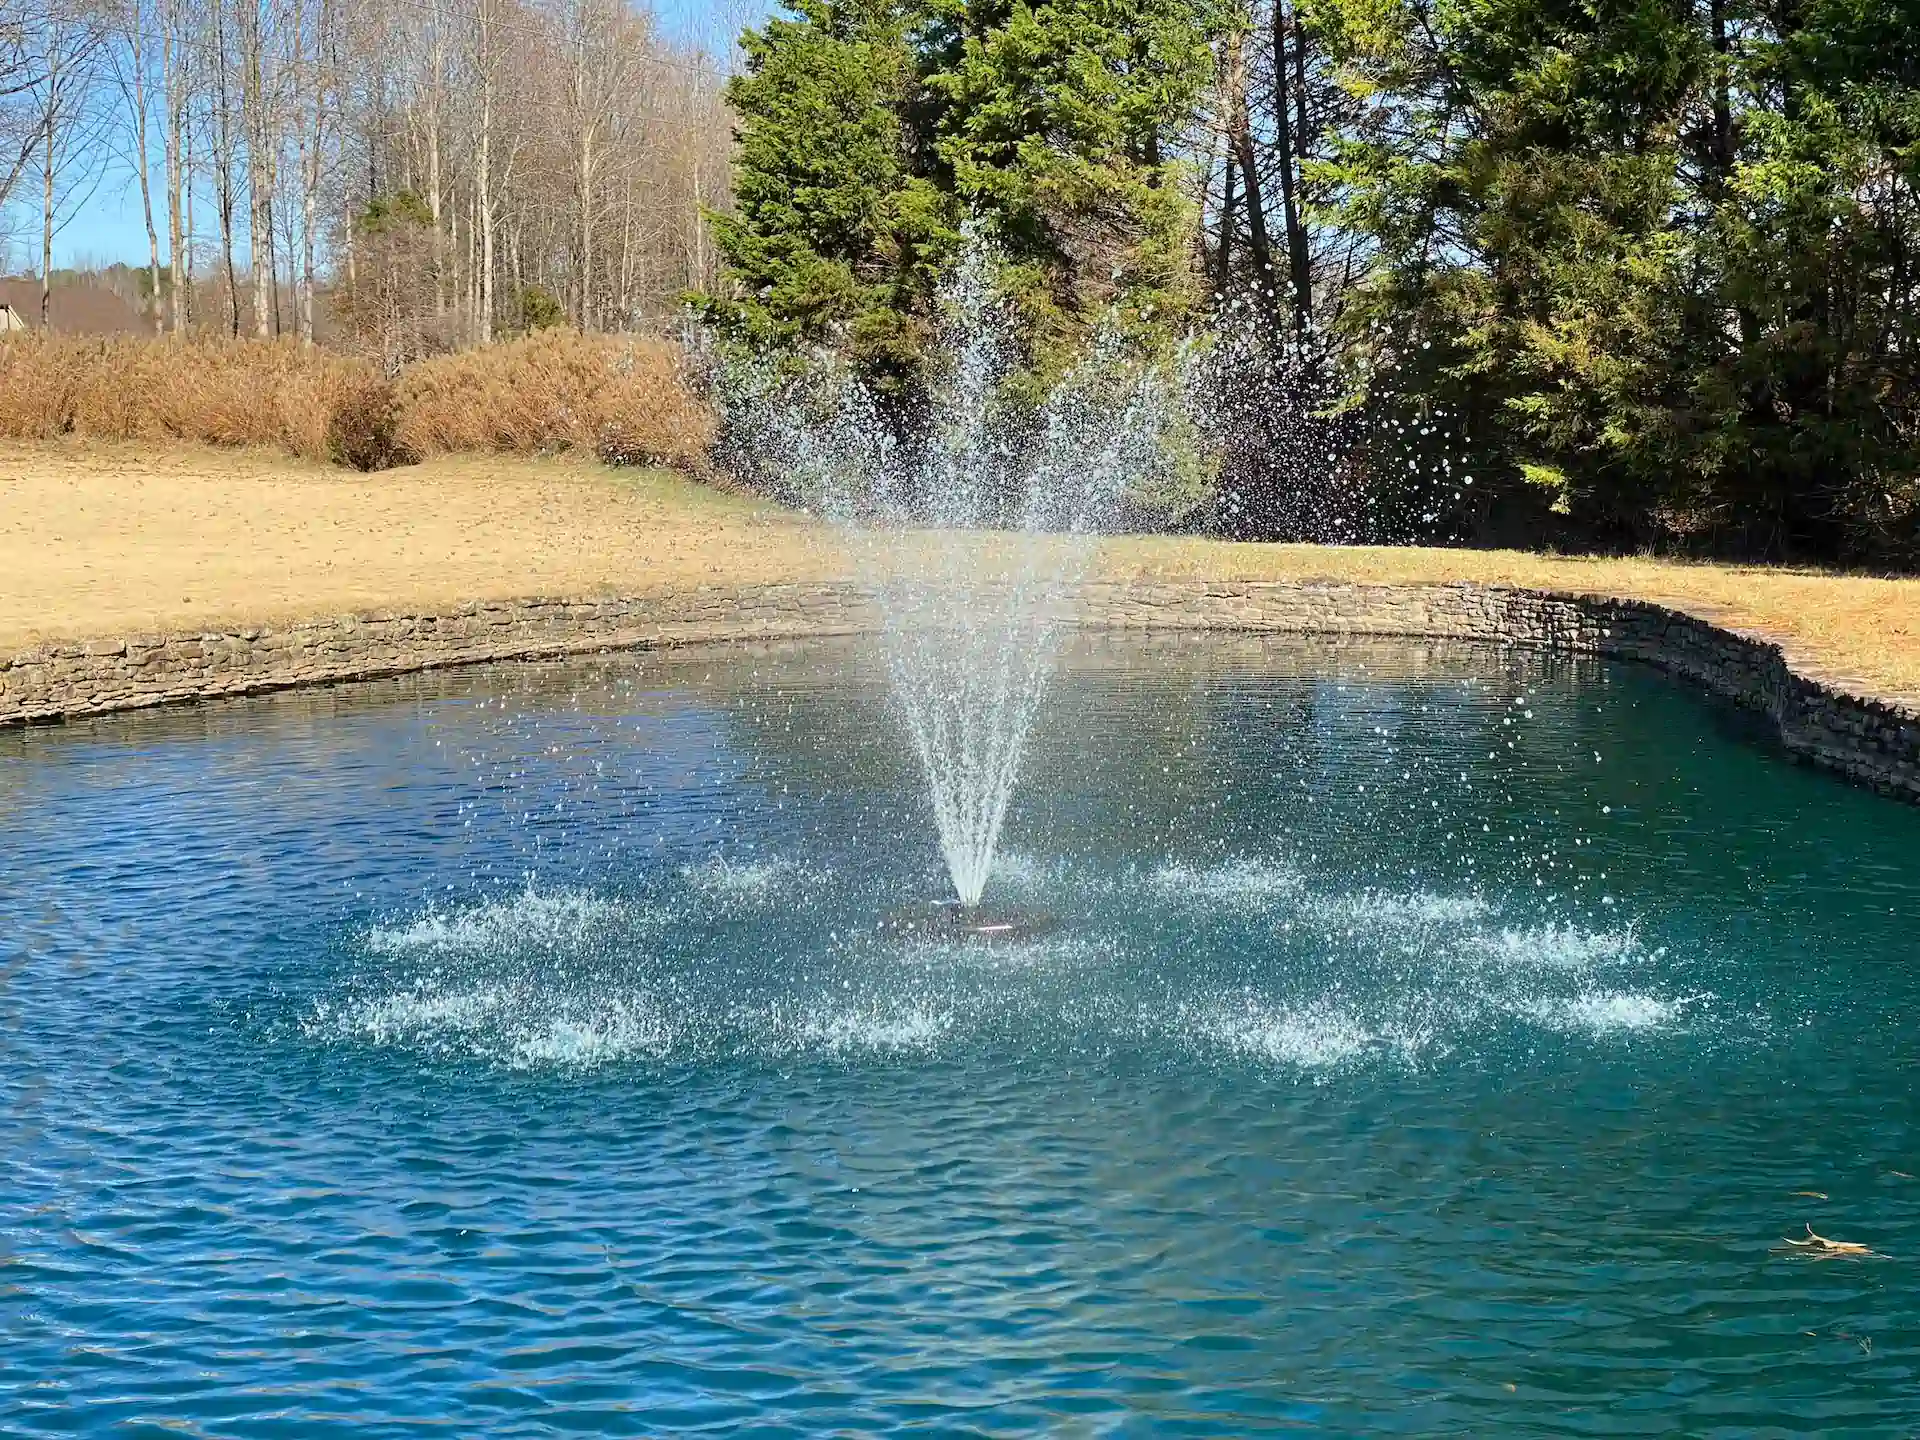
{"left": 0, "top": 278, "right": 150, "bottom": 335}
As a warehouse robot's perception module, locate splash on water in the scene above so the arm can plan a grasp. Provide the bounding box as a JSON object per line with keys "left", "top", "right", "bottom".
{"left": 1515, "top": 991, "right": 1698, "bottom": 1036}
{"left": 365, "top": 884, "right": 629, "bottom": 958}
{"left": 1183, "top": 997, "right": 1434, "bottom": 1072}
{"left": 1148, "top": 857, "right": 1306, "bottom": 909}
{"left": 1305, "top": 888, "right": 1495, "bottom": 930}
{"left": 714, "top": 236, "right": 1196, "bottom": 906}
{"left": 1470, "top": 923, "right": 1647, "bottom": 969}
{"left": 680, "top": 855, "right": 812, "bottom": 907}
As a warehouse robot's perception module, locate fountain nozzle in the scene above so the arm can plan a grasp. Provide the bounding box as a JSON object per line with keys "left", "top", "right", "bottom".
{"left": 880, "top": 900, "right": 1059, "bottom": 943}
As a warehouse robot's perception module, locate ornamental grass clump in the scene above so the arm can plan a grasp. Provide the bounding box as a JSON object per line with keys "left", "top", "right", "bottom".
{"left": 391, "top": 329, "right": 713, "bottom": 472}
{"left": 0, "top": 329, "right": 714, "bottom": 473}
{"left": 0, "top": 334, "right": 382, "bottom": 463}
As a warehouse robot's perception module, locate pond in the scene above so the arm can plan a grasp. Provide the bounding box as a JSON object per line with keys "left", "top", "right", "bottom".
{"left": 4, "top": 633, "right": 1919, "bottom": 1435}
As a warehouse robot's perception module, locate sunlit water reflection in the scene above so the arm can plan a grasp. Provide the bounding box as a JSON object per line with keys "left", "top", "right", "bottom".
{"left": 4, "top": 634, "right": 1919, "bottom": 1434}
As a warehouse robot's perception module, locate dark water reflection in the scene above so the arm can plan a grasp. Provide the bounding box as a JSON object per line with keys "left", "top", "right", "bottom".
{"left": 4, "top": 634, "right": 1920, "bottom": 1435}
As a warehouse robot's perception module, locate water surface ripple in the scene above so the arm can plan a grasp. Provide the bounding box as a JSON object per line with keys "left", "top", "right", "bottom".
{"left": 4, "top": 635, "right": 1919, "bottom": 1435}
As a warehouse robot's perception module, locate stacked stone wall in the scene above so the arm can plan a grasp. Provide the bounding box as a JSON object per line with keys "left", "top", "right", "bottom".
{"left": 4, "top": 578, "right": 1914, "bottom": 802}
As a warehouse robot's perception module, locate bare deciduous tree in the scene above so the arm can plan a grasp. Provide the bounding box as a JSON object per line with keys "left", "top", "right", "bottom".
{"left": 2, "top": 0, "right": 737, "bottom": 348}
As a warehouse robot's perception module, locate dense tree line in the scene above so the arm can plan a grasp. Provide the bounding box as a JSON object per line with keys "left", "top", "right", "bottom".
{"left": 705, "top": 0, "right": 1920, "bottom": 562}
{"left": 6, "top": 0, "right": 1917, "bottom": 559}
{"left": 1, "top": 0, "right": 733, "bottom": 363}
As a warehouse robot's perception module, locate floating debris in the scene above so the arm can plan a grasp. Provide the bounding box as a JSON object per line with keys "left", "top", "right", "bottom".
{"left": 1779, "top": 1224, "right": 1879, "bottom": 1260}
{"left": 1791, "top": 1190, "right": 1829, "bottom": 1200}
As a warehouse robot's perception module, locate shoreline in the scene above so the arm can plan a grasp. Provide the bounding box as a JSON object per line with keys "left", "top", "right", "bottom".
{"left": 2, "top": 440, "right": 1916, "bottom": 800}
{"left": 4, "top": 577, "right": 1915, "bottom": 804}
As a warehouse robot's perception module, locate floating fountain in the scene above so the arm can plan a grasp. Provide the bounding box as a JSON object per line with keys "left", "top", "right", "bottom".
{"left": 715, "top": 236, "right": 1195, "bottom": 925}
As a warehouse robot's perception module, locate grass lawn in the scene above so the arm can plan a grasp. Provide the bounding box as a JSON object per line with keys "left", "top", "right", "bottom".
{"left": 4, "top": 441, "right": 1915, "bottom": 704}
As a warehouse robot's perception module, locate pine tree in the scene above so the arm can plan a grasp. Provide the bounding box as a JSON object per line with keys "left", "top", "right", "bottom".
{"left": 703, "top": 0, "right": 957, "bottom": 384}
{"left": 704, "top": 0, "right": 1219, "bottom": 385}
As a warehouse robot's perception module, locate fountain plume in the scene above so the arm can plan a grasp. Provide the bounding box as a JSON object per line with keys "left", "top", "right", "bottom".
{"left": 710, "top": 235, "right": 1195, "bottom": 906}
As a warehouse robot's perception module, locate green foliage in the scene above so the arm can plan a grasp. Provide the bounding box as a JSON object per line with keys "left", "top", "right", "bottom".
{"left": 516, "top": 285, "right": 567, "bottom": 333}
{"left": 698, "top": 0, "right": 954, "bottom": 387}
{"left": 701, "top": 0, "right": 1217, "bottom": 388}
{"left": 930, "top": 0, "right": 1216, "bottom": 371}
{"left": 1314, "top": 0, "right": 1920, "bottom": 560}
{"left": 708, "top": 0, "right": 1920, "bottom": 561}
{"left": 354, "top": 190, "right": 436, "bottom": 236}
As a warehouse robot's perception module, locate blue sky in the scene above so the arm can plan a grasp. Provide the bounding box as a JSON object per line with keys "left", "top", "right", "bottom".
{"left": 27, "top": 0, "right": 765, "bottom": 272}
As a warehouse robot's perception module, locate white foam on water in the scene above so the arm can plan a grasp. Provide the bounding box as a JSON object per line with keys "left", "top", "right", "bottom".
{"left": 1183, "top": 997, "right": 1433, "bottom": 1072}
{"left": 679, "top": 855, "right": 808, "bottom": 906}
{"left": 891, "top": 929, "right": 1109, "bottom": 977}
{"left": 1149, "top": 857, "right": 1304, "bottom": 910}
{"left": 500, "top": 998, "right": 676, "bottom": 1069}
{"left": 984, "top": 850, "right": 1047, "bottom": 891}
{"left": 1470, "top": 923, "right": 1646, "bottom": 969}
{"left": 1304, "top": 888, "right": 1493, "bottom": 931}
{"left": 1514, "top": 990, "right": 1697, "bottom": 1036}
{"left": 365, "top": 887, "right": 628, "bottom": 958}
{"left": 786, "top": 1004, "right": 954, "bottom": 1056}
{"left": 310, "top": 982, "right": 520, "bottom": 1041}
{"left": 303, "top": 983, "right": 677, "bottom": 1069}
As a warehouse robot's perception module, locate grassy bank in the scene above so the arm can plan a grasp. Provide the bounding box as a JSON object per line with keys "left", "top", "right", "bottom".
{"left": 4, "top": 441, "right": 1917, "bottom": 703}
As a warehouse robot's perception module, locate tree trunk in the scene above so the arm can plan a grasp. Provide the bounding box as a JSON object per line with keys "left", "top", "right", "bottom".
{"left": 476, "top": 4, "right": 495, "bottom": 346}
{"left": 183, "top": 103, "right": 196, "bottom": 331}
{"left": 125, "top": 12, "right": 165, "bottom": 334}
{"left": 1707, "top": 0, "right": 1733, "bottom": 190}
{"left": 427, "top": 30, "right": 444, "bottom": 317}
{"left": 215, "top": 0, "right": 242, "bottom": 336}
{"left": 244, "top": 0, "right": 271, "bottom": 339}
{"left": 572, "top": 12, "right": 595, "bottom": 331}
{"left": 164, "top": 6, "right": 186, "bottom": 338}
{"left": 268, "top": 156, "right": 283, "bottom": 335}
{"left": 1226, "top": 30, "right": 1275, "bottom": 307}
{"left": 41, "top": 113, "right": 54, "bottom": 330}
{"left": 577, "top": 126, "right": 594, "bottom": 329}
{"left": 1215, "top": 140, "right": 1239, "bottom": 293}
{"left": 300, "top": 114, "right": 318, "bottom": 345}
{"left": 1271, "top": 0, "right": 1311, "bottom": 330}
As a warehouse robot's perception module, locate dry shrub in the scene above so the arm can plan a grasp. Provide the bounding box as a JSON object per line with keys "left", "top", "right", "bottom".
{"left": 0, "top": 328, "right": 716, "bottom": 474}
{"left": 326, "top": 379, "right": 415, "bottom": 472}
{"left": 392, "top": 329, "right": 714, "bottom": 471}
{"left": 0, "top": 334, "right": 383, "bottom": 465}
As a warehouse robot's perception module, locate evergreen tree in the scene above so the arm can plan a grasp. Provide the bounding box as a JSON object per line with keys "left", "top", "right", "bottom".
{"left": 704, "top": 0, "right": 1218, "bottom": 385}
{"left": 929, "top": 0, "right": 1217, "bottom": 369}
{"left": 1314, "top": 0, "right": 1707, "bottom": 542}
{"left": 703, "top": 0, "right": 955, "bottom": 385}
{"left": 1314, "top": 0, "right": 1920, "bottom": 558}
{"left": 709, "top": 0, "right": 1920, "bottom": 561}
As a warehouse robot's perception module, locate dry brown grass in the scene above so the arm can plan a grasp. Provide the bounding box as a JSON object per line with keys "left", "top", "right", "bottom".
{"left": 5, "top": 440, "right": 1919, "bottom": 705}
{"left": 0, "top": 335, "right": 377, "bottom": 463}
{"left": 0, "top": 329, "right": 715, "bottom": 473}
{"left": 0, "top": 442, "right": 833, "bottom": 652}
{"left": 392, "top": 329, "right": 713, "bottom": 471}
{"left": 1098, "top": 535, "right": 1920, "bottom": 700}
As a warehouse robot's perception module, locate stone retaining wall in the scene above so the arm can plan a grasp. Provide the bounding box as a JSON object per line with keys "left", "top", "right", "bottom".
{"left": 4, "top": 578, "right": 1916, "bottom": 802}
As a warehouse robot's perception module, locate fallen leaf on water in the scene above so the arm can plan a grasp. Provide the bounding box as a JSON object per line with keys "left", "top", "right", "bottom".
{"left": 1779, "top": 1224, "right": 1879, "bottom": 1260}
{"left": 1792, "top": 1191, "right": 1829, "bottom": 1199}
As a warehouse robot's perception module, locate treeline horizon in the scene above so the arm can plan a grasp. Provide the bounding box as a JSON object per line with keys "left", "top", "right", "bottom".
{"left": 704, "top": 0, "right": 1920, "bottom": 565}
{"left": 2, "top": 0, "right": 739, "bottom": 358}
{"left": 7, "top": 0, "right": 1920, "bottom": 565}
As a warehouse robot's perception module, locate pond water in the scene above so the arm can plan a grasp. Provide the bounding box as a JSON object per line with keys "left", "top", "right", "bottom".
{"left": 4, "top": 633, "right": 1920, "bottom": 1435}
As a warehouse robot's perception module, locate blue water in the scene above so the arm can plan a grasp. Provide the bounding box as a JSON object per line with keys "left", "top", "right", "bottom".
{"left": 4, "top": 633, "right": 1920, "bottom": 1435}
